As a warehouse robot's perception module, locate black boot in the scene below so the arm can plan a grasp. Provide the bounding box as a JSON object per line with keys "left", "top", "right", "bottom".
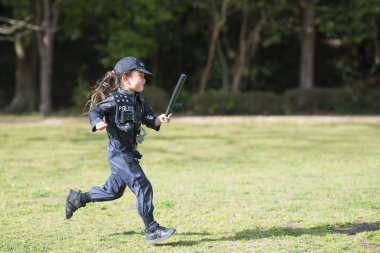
{"left": 145, "top": 225, "right": 176, "bottom": 244}
{"left": 65, "top": 189, "right": 88, "bottom": 219}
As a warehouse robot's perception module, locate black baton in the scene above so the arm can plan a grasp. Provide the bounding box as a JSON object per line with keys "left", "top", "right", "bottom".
{"left": 165, "top": 73, "right": 187, "bottom": 116}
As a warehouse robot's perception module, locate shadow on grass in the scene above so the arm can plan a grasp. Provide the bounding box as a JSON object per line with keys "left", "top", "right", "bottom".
{"left": 109, "top": 231, "right": 211, "bottom": 237}
{"left": 155, "top": 222, "right": 380, "bottom": 247}
{"left": 109, "top": 231, "right": 142, "bottom": 236}
{"left": 335, "top": 222, "right": 380, "bottom": 235}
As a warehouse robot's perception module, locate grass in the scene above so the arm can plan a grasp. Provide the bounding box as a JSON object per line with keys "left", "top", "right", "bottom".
{"left": 0, "top": 116, "right": 379, "bottom": 252}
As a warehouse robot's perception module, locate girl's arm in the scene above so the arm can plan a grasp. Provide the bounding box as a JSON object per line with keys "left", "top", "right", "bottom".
{"left": 140, "top": 94, "right": 172, "bottom": 129}
{"left": 155, "top": 114, "right": 172, "bottom": 126}
{"left": 89, "top": 94, "right": 115, "bottom": 132}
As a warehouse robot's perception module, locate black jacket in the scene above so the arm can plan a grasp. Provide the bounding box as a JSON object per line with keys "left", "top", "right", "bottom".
{"left": 89, "top": 88, "right": 159, "bottom": 152}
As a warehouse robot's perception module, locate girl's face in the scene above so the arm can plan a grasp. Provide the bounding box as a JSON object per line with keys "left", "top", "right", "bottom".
{"left": 122, "top": 70, "right": 146, "bottom": 93}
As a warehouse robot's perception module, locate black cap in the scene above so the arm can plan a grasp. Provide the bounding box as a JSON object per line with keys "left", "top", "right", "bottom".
{"left": 113, "top": 56, "right": 154, "bottom": 76}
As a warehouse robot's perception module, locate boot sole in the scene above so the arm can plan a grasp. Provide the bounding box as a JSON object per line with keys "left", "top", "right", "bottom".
{"left": 148, "top": 228, "right": 176, "bottom": 244}
{"left": 65, "top": 189, "right": 74, "bottom": 219}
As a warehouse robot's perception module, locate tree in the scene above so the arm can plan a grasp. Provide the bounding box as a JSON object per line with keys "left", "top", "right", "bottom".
{"left": 0, "top": 0, "right": 62, "bottom": 116}
{"left": 36, "top": 0, "right": 62, "bottom": 116}
{"left": 317, "top": 0, "right": 380, "bottom": 86}
{"left": 5, "top": 33, "right": 39, "bottom": 112}
{"left": 199, "top": 0, "right": 230, "bottom": 94}
{"left": 231, "top": 1, "right": 266, "bottom": 93}
{"left": 93, "top": 0, "right": 173, "bottom": 68}
{"left": 216, "top": 38, "right": 230, "bottom": 92}
{"left": 0, "top": 1, "right": 39, "bottom": 113}
{"left": 218, "top": 0, "right": 292, "bottom": 93}
{"left": 299, "top": 0, "right": 316, "bottom": 89}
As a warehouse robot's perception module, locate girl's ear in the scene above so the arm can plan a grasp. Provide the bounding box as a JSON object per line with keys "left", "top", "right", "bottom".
{"left": 121, "top": 73, "right": 130, "bottom": 85}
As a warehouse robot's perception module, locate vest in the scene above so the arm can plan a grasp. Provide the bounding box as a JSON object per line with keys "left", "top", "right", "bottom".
{"left": 111, "top": 91, "right": 145, "bottom": 137}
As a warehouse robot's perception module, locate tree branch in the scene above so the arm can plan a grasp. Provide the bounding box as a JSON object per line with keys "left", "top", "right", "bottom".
{"left": 0, "top": 16, "right": 42, "bottom": 35}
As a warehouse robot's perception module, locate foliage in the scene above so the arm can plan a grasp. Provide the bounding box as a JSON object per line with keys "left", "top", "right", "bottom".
{"left": 350, "top": 86, "right": 380, "bottom": 113}
{"left": 317, "top": 0, "right": 380, "bottom": 44}
{"left": 2, "top": 0, "right": 380, "bottom": 112}
{"left": 61, "top": 0, "right": 175, "bottom": 68}
{"left": 174, "top": 88, "right": 192, "bottom": 114}
{"left": 0, "top": 118, "right": 380, "bottom": 252}
{"left": 283, "top": 87, "right": 354, "bottom": 114}
{"left": 191, "top": 90, "right": 282, "bottom": 115}
{"left": 0, "top": 0, "right": 32, "bottom": 18}
{"left": 366, "top": 86, "right": 380, "bottom": 112}
{"left": 99, "top": 0, "right": 173, "bottom": 67}
{"left": 189, "top": 87, "right": 380, "bottom": 115}
{"left": 72, "top": 75, "right": 90, "bottom": 112}
{"left": 60, "top": 0, "right": 107, "bottom": 41}
{"left": 209, "top": 0, "right": 298, "bottom": 93}
{"left": 142, "top": 85, "right": 169, "bottom": 114}
{"left": 316, "top": 0, "right": 380, "bottom": 83}
{"left": 191, "top": 90, "right": 237, "bottom": 115}
{"left": 235, "top": 92, "right": 283, "bottom": 115}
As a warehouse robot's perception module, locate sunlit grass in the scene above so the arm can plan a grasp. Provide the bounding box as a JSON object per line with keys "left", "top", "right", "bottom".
{"left": 0, "top": 117, "right": 379, "bottom": 252}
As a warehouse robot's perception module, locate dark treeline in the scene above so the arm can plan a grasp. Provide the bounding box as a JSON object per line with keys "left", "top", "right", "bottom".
{"left": 0, "top": 0, "right": 380, "bottom": 115}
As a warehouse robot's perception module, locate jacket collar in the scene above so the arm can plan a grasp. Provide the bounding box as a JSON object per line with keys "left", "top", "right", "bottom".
{"left": 117, "top": 88, "right": 141, "bottom": 100}
{"left": 117, "top": 87, "right": 139, "bottom": 96}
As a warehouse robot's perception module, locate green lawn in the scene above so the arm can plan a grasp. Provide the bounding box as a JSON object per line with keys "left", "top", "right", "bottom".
{"left": 0, "top": 117, "right": 379, "bottom": 253}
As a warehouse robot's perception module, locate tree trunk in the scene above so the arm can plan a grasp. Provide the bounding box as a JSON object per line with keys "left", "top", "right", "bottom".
{"left": 36, "top": 0, "right": 61, "bottom": 116}
{"left": 216, "top": 38, "right": 229, "bottom": 92}
{"left": 369, "top": 16, "right": 380, "bottom": 75}
{"left": 231, "top": 12, "right": 265, "bottom": 93}
{"left": 299, "top": 0, "right": 316, "bottom": 89}
{"left": 2, "top": 34, "right": 38, "bottom": 113}
{"left": 199, "top": 0, "right": 230, "bottom": 94}
{"left": 39, "top": 32, "right": 53, "bottom": 116}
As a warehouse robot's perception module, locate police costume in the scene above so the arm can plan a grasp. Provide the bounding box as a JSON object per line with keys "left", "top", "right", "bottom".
{"left": 65, "top": 57, "right": 176, "bottom": 243}
{"left": 88, "top": 87, "right": 158, "bottom": 228}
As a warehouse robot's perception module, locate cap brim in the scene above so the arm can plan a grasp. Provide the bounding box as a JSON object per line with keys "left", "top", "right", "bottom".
{"left": 136, "top": 68, "right": 154, "bottom": 76}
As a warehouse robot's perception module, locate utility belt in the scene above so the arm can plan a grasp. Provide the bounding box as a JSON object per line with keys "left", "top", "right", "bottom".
{"left": 133, "top": 150, "right": 143, "bottom": 160}
{"left": 128, "top": 143, "right": 143, "bottom": 160}
{"left": 108, "top": 136, "right": 142, "bottom": 160}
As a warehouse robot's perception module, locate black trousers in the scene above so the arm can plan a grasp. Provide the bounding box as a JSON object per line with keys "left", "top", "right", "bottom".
{"left": 89, "top": 141, "right": 154, "bottom": 224}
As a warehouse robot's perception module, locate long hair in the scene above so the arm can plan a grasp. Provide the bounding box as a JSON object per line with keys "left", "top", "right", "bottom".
{"left": 84, "top": 70, "right": 131, "bottom": 112}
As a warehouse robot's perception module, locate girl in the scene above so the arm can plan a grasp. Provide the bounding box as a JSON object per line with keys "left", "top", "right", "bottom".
{"left": 65, "top": 56, "right": 175, "bottom": 244}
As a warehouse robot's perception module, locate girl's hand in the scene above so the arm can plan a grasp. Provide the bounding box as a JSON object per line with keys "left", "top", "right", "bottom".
{"left": 156, "top": 113, "right": 172, "bottom": 126}
{"left": 96, "top": 121, "right": 108, "bottom": 131}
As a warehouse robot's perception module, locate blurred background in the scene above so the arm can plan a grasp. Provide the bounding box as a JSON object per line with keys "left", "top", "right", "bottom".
{"left": 0, "top": 0, "right": 380, "bottom": 116}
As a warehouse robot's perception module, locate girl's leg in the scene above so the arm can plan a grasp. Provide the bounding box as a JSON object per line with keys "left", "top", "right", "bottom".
{"left": 65, "top": 173, "right": 126, "bottom": 219}
{"left": 89, "top": 173, "right": 126, "bottom": 201}
{"left": 115, "top": 154, "right": 155, "bottom": 227}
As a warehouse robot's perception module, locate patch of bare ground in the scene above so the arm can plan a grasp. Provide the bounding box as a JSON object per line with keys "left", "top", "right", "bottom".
{"left": 174, "top": 115, "right": 380, "bottom": 124}
{"left": 0, "top": 116, "right": 87, "bottom": 124}
{"left": 361, "top": 240, "right": 380, "bottom": 252}
{"left": 0, "top": 115, "right": 380, "bottom": 124}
